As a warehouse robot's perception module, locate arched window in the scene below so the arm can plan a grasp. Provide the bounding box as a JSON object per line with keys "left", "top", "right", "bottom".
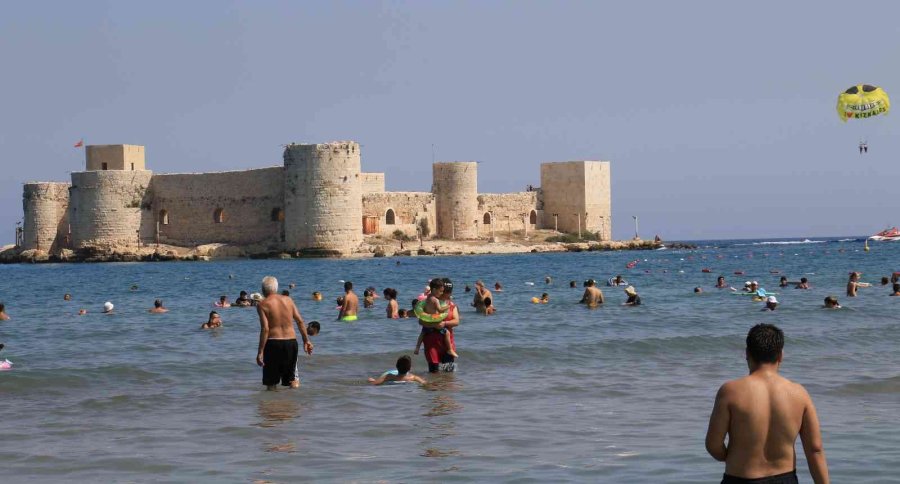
{"left": 271, "top": 207, "right": 284, "bottom": 222}
{"left": 214, "top": 208, "right": 225, "bottom": 224}
{"left": 385, "top": 208, "right": 396, "bottom": 225}
{"left": 159, "top": 209, "right": 169, "bottom": 225}
{"left": 483, "top": 212, "right": 492, "bottom": 224}
{"left": 529, "top": 210, "right": 537, "bottom": 225}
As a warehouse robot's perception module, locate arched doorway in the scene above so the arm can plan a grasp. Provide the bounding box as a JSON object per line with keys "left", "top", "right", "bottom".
{"left": 529, "top": 210, "right": 537, "bottom": 225}
{"left": 483, "top": 212, "right": 492, "bottom": 224}
{"left": 213, "top": 208, "right": 225, "bottom": 224}
{"left": 271, "top": 207, "right": 284, "bottom": 222}
{"left": 159, "top": 209, "right": 169, "bottom": 225}
{"left": 385, "top": 208, "right": 396, "bottom": 225}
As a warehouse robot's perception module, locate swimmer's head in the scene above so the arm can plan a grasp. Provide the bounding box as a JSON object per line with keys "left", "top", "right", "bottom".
{"left": 429, "top": 278, "right": 444, "bottom": 293}
{"left": 584, "top": 279, "right": 595, "bottom": 287}
{"left": 745, "top": 323, "right": 784, "bottom": 365}
{"left": 154, "top": 299, "right": 163, "bottom": 308}
{"left": 894, "top": 283, "right": 900, "bottom": 293}
{"left": 383, "top": 288, "right": 397, "bottom": 299}
{"left": 64, "top": 293, "right": 72, "bottom": 301}
{"left": 570, "top": 280, "right": 577, "bottom": 288}
{"left": 281, "top": 290, "right": 290, "bottom": 296}
{"left": 398, "top": 308, "right": 408, "bottom": 318}
{"left": 396, "top": 355, "right": 412, "bottom": 375}
{"left": 464, "top": 285, "right": 471, "bottom": 293}
{"left": 78, "top": 309, "right": 87, "bottom": 315}
{"left": 262, "top": 276, "right": 278, "bottom": 296}
{"left": 307, "top": 321, "right": 320, "bottom": 336}
{"left": 800, "top": 277, "right": 808, "bottom": 283}
{"left": 344, "top": 281, "right": 353, "bottom": 292}
{"left": 209, "top": 310, "right": 218, "bottom": 320}
{"left": 441, "top": 278, "right": 453, "bottom": 295}
{"left": 882, "top": 276, "right": 890, "bottom": 285}
{"left": 336, "top": 296, "right": 345, "bottom": 306}
{"left": 240, "top": 291, "right": 248, "bottom": 297}
{"left": 312, "top": 291, "right": 322, "bottom": 301}
{"left": 694, "top": 287, "right": 702, "bottom": 293}
{"left": 103, "top": 302, "right": 114, "bottom": 313}
{"left": 0, "top": 303, "right": 4, "bottom": 312}
{"left": 483, "top": 296, "right": 493, "bottom": 307}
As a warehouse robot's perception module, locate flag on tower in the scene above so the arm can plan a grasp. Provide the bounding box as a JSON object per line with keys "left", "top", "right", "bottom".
{"left": 74, "top": 139, "right": 84, "bottom": 148}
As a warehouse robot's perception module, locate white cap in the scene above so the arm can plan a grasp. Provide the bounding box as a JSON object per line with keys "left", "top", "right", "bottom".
{"left": 766, "top": 296, "right": 778, "bottom": 304}
{"left": 103, "top": 302, "right": 114, "bottom": 312}
{"left": 744, "top": 281, "right": 752, "bottom": 286}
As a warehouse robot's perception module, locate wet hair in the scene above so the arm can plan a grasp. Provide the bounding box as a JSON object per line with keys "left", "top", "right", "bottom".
{"left": 336, "top": 296, "right": 345, "bottom": 306}
{"left": 694, "top": 287, "right": 702, "bottom": 293}
{"left": 441, "top": 278, "right": 453, "bottom": 294}
{"left": 800, "top": 277, "right": 808, "bottom": 283}
{"left": 363, "top": 289, "right": 371, "bottom": 297}
{"left": 483, "top": 296, "right": 492, "bottom": 306}
{"left": 240, "top": 291, "right": 248, "bottom": 297}
{"left": 893, "top": 283, "right": 900, "bottom": 293}
{"left": 344, "top": 281, "right": 353, "bottom": 291}
{"left": 220, "top": 295, "right": 227, "bottom": 301}
{"left": 154, "top": 299, "right": 163, "bottom": 308}
{"left": 398, "top": 309, "right": 408, "bottom": 318}
{"left": 882, "top": 276, "right": 890, "bottom": 285}
{"left": 396, "top": 355, "right": 412, "bottom": 375}
{"left": 411, "top": 299, "right": 419, "bottom": 310}
{"left": 584, "top": 279, "right": 595, "bottom": 287}
{"left": 383, "top": 288, "right": 397, "bottom": 300}
{"left": 0, "top": 303, "right": 4, "bottom": 312}
{"left": 281, "top": 290, "right": 290, "bottom": 296}
{"left": 429, "top": 278, "right": 444, "bottom": 291}
{"left": 746, "top": 323, "right": 784, "bottom": 364}
{"left": 570, "top": 280, "right": 577, "bottom": 288}
{"left": 209, "top": 311, "right": 218, "bottom": 318}
{"left": 307, "top": 321, "right": 320, "bottom": 335}
{"left": 464, "top": 285, "right": 471, "bottom": 293}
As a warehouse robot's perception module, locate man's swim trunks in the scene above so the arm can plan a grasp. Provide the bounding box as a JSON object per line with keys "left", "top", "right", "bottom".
{"left": 262, "top": 339, "right": 299, "bottom": 387}
{"left": 721, "top": 470, "right": 798, "bottom": 484}
{"left": 340, "top": 315, "right": 358, "bottom": 322}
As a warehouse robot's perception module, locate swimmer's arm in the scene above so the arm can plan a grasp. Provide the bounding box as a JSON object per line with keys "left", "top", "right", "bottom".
{"left": 411, "top": 374, "right": 427, "bottom": 384}
{"left": 292, "top": 302, "right": 313, "bottom": 354}
{"left": 338, "top": 295, "right": 351, "bottom": 319}
{"left": 367, "top": 374, "right": 388, "bottom": 385}
{"left": 705, "top": 384, "right": 731, "bottom": 462}
{"left": 256, "top": 305, "right": 269, "bottom": 366}
{"left": 579, "top": 289, "right": 589, "bottom": 303}
{"left": 799, "top": 390, "right": 829, "bottom": 484}
{"left": 597, "top": 291, "right": 605, "bottom": 305}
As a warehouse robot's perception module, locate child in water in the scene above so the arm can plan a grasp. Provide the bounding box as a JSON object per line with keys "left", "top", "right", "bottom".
{"left": 414, "top": 279, "right": 457, "bottom": 358}
{"left": 368, "top": 355, "right": 426, "bottom": 385}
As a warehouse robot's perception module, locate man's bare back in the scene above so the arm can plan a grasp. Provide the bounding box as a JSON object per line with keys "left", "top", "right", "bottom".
{"left": 340, "top": 291, "right": 358, "bottom": 319}
{"left": 580, "top": 285, "right": 604, "bottom": 307}
{"left": 707, "top": 324, "right": 828, "bottom": 483}
{"left": 257, "top": 295, "right": 301, "bottom": 340}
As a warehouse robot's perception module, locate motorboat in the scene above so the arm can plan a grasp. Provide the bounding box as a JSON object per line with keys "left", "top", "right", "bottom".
{"left": 869, "top": 227, "right": 900, "bottom": 241}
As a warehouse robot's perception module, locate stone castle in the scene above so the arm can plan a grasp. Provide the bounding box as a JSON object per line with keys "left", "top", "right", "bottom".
{"left": 20, "top": 141, "right": 611, "bottom": 256}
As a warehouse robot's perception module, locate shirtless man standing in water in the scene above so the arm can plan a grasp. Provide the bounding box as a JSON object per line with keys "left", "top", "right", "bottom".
{"left": 579, "top": 279, "right": 604, "bottom": 307}
{"left": 338, "top": 281, "right": 358, "bottom": 321}
{"left": 706, "top": 324, "right": 828, "bottom": 484}
{"left": 256, "top": 276, "right": 313, "bottom": 390}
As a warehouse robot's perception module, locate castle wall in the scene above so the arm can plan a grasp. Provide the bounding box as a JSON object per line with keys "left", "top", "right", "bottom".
{"left": 476, "top": 192, "right": 540, "bottom": 237}
{"left": 69, "top": 170, "right": 153, "bottom": 249}
{"left": 146, "top": 167, "right": 284, "bottom": 248}
{"left": 362, "top": 192, "right": 435, "bottom": 238}
{"left": 360, "top": 173, "right": 385, "bottom": 193}
{"left": 22, "top": 182, "right": 71, "bottom": 252}
{"left": 540, "top": 161, "right": 611, "bottom": 239}
{"left": 284, "top": 142, "right": 362, "bottom": 255}
{"left": 432, "top": 162, "right": 479, "bottom": 239}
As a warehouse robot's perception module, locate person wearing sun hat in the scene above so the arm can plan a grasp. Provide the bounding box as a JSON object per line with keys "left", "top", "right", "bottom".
{"left": 623, "top": 286, "right": 641, "bottom": 306}
{"left": 762, "top": 295, "right": 778, "bottom": 311}
{"left": 103, "top": 301, "right": 114, "bottom": 314}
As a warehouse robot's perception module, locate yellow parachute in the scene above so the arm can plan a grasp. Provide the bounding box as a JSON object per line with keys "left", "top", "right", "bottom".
{"left": 837, "top": 84, "right": 890, "bottom": 122}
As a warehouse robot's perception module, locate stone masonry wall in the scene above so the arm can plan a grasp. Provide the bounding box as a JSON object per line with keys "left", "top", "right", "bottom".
{"left": 146, "top": 167, "right": 284, "bottom": 248}
{"left": 22, "top": 182, "right": 71, "bottom": 252}
{"left": 360, "top": 173, "right": 385, "bottom": 193}
{"left": 433, "top": 162, "right": 479, "bottom": 239}
{"left": 69, "top": 170, "right": 153, "bottom": 249}
{"left": 476, "top": 192, "right": 540, "bottom": 237}
{"left": 362, "top": 191, "right": 435, "bottom": 238}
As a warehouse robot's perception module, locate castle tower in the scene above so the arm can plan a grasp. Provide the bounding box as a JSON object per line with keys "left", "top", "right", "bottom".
{"left": 283, "top": 141, "right": 362, "bottom": 255}
{"left": 433, "top": 162, "right": 478, "bottom": 239}
{"left": 22, "top": 182, "right": 71, "bottom": 252}
{"left": 540, "top": 161, "right": 611, "bottom": 240}
{"left": 69, "top": 145, "right": 152, "bottom": 249}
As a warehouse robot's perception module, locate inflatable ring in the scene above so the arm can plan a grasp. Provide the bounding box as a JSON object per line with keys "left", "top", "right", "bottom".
{"left": 414, "top": 299, "right": 449, "bottom": 323}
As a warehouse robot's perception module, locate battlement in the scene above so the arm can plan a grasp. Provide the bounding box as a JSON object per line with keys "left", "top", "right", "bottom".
{"left": 86, "top": 144, "right": 146, "bottom": 171}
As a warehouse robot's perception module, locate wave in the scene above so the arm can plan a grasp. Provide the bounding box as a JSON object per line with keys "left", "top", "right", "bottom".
{"left": 734, "top": 239, "right": 827, "bottom": 246}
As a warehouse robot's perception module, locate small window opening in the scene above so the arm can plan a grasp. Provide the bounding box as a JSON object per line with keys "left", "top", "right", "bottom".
{"left": 385, "top": 208, "right": 396, "bottom": 225}
{"left": 271, "top": 208, "right": 284, "bottom": 222}
{"left": 214, "top": 208, "right": 225, "bottom": 224}
{"left": 159, "top": 209, "right": 169, "bottom": 225}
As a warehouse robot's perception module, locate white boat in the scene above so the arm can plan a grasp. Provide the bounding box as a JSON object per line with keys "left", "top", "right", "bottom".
{"left": 869, "top": 227, "right": 900, "bottom": 241}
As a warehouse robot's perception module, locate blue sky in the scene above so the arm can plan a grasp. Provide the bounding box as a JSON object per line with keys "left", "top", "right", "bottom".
{"left": 2, "top": 1, "right": 899, "bottom": 243}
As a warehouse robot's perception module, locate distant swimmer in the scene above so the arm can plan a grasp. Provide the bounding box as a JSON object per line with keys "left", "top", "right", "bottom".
{"left": 715, "top": 276, "right": 730, "bottom": 290}
{"left": 464, "top": 285, "right": 471, "bottom": 293}
{"left": 312, "top": 291, "right": 323, "bottom": 301}
{"left": 383, "top": 288, "right": 399, "bottom": 319}
{"left": 473, "top": 280, "right": 492, "bottom": 314}
{"left": 78, "top": 309, "right": 87, "bottom": 316}
{"left": 64, "top": 293, "right": 72, "bottom": 301}
{"left": 891, "top": 283, "right": 900, "bottom": 296}
{"left": 201, "top": 311, "right": 222, "bottom": 329}
{"left": 338, "top": 281, "right": 358, "bottom": 322}
{"left": 706, "top": 324, "right": 829, "bottom": 483}
{"left": 545, "top": 276, "right": 552, "bottom": 284}
{"left": 846, "top": 272, "right": 870, "bottom": 297}
{"left": 881, "top": 276, "right": 890, "bottom": 286}
{"left": 579, "top": 279, "right": 604, "bottom": 307}
{"left": 795, "top": 277, "right": 810, "bottom": 290}
{"left": 234, "top": 291, "right": 252, "bottom": 307}
{"left": 149, "top": 299, "right": 169, "bottom": 314}
{"left": 623, "top": 286, "right": 641, "bottom": 306}
{"left": 103, "top": 302, "right": 114, "bottom": 314}
{"left": 694, "top": 287, "right": 703, "bottom": 294}
{"left": 255, "top": 276, "right": 313, "bottom": 390}
{"left": 569, "top": 280, "right": 577, "bottom": 288}
{"left": 761, "top": 296, "right": 778, "bottom": 311}
{"left": 215, "top": 295, "right": 231, "bottom": 308}
{"left": 281, "top": 290, "right": 290, "bottom": 297}
{"left": 0, "top": 303, "right": 9, "bottom": 321}
{"left": 779, "top": 276, "right": 789, "bottom": 288}
{"left": 306, "top": 321, "right": 320, "bottom": 336}
{"left": 823, "top": 296, "right": 841, "bottom": 309}
{"left": 363, "top": 289, "right": 375, "bottom": 309}
{"left": 608, "top": 275, "right": 627, "bottom": 286}
{"left": 494, "top": 282, "right": 503, "bottom": 292}
{"left": 368, "top": 355, "right": 426, "bottom": 385}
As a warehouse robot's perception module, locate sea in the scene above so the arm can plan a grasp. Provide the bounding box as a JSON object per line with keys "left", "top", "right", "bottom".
{"left": 1, "top": 237, "right": 898, "bottom": 483}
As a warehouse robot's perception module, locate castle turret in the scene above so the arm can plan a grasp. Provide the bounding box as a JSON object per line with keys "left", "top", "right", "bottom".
{"left": 433, "top": 162, "right": 478, "bottom": 239}
{"left": 22, "top": 182, "right": 71, "bottom": 252}
{"left": 283, "top": 141, "right": 362, "bottom": 255}
{"left": 69, "top": 145, "right": 152, "bottom": 249}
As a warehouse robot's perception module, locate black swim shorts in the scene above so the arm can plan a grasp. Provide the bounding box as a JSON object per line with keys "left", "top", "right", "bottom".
{"left": 262, "top": 339, "right": 299, "bottom": 387}
{"left": 722, "top": 470, "right": 798, "bottom": 484}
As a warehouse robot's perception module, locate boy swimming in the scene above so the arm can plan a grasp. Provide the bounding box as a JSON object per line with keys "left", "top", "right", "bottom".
{"left": 368, "top": 355, "right": 426, "bottom": 385}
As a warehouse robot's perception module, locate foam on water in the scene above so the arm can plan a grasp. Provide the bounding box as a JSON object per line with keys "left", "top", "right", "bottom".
{"left": 1, "top": 237, "right": 898, "bottom": 481}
